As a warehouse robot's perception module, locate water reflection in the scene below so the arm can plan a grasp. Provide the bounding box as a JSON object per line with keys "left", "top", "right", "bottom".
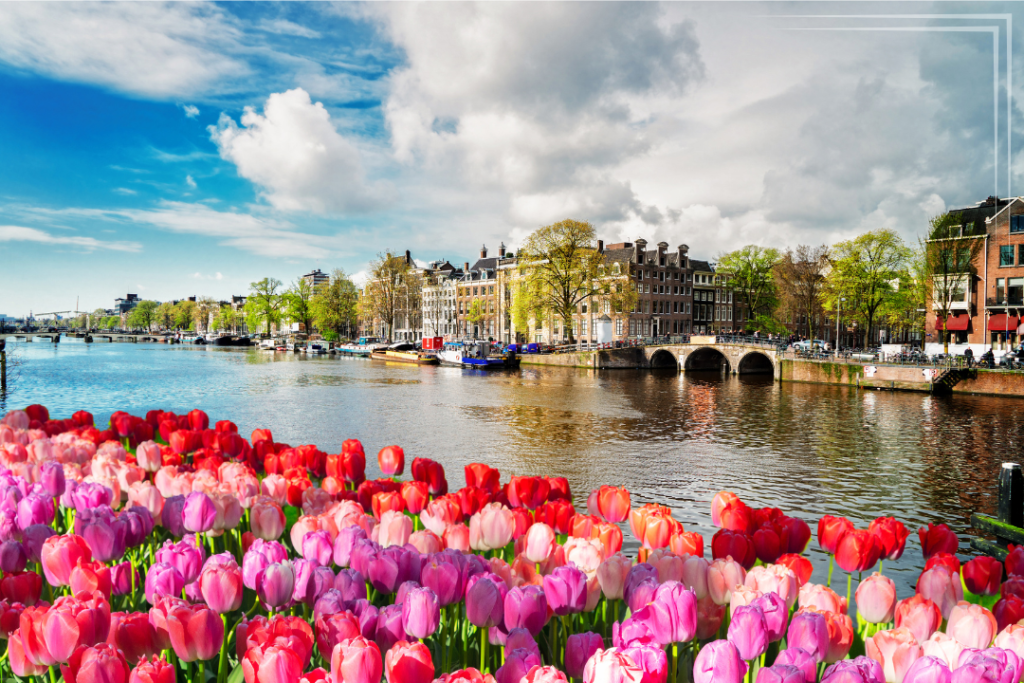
{"left": 0, "top": 340, "right": 1019, "bottom": 596}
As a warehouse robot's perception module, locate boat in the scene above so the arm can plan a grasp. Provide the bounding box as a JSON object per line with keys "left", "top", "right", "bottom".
{"left": 206, "top": 333, "right": 233, "bottom": 346}
{"left": 437, "top": 340, "right": 520, "bottom": 369}
{"left": 371, "top": 342, "right": 439, "bottom": 365}
{"left": 337, "top": 336, "right": 388, "bottom": 357}
{"left": 258, "top": 338, "right": 280, "bottom": 351}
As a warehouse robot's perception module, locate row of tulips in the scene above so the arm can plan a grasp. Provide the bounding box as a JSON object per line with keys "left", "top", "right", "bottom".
{"left": 0, "top": 404, "right": 1021, "bottom": 683}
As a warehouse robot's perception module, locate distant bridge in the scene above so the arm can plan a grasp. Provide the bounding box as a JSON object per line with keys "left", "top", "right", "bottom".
{"left": 642, "top": 337, "right": 780, "bottom": 377}
{"left": 0, "top": 332, "right": 166, "bottom": 344}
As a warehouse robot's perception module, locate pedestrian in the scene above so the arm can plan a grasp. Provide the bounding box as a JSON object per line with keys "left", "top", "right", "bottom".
{"left": 964, "top": 347, "right": 974, "bottom": 368}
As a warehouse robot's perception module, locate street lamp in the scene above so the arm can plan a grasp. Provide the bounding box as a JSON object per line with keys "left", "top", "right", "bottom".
{"left": 1005, "top": 298, "right": 1010, "bottom": 356}
{"left": 835, "top": 297, "right": 846, "bottom": 357}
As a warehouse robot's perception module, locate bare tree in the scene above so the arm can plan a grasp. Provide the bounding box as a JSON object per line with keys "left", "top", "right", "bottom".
{"left": 923, "top": 212, "right": 985, "bottom": 353}
{"left": 776, "top": 245, "right": 829, "bottom": 341}
{"left": 362, "top": 252, "right": 422, "bottom": 340}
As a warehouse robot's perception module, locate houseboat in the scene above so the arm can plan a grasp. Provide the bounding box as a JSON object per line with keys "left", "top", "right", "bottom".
{"left": 338, "top": 336, "right": 387, "bottom": 357}
{"left": 371, "top": 342, "right": 439, "bottom": 365}
{"left": 437, "top": 340, "right": 520, "bottom": 369}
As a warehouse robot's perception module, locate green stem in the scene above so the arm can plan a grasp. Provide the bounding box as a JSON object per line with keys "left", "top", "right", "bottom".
{"left": 671, "top": 643, "right": 678, "bottom": 683}
{"left": 879, "top": 560, "right": 884, "bottom": 575}
{"left": 217, "top": 615, "right": 229, "bottom": 683}
{"left": 480, "top": 625, "right": 488, "bottom": 673}
{"left": 198, "top": 658, "right": 205, "bottom": 683}
{"left": 462, "top": 611, "right": 468, "bottom": 669}
{"left": 49, "top": 665, "right": 57, "bottom": 683}
{"left": 846, "top": 573, "right": 853, "bottom": 611}
{"left": 827, "top": 554, "right": 834, "bottom": 588}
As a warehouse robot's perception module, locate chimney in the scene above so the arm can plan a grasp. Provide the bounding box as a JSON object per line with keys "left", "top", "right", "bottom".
{"left": 634, "top": 238, "right": 647, "bottom": 264}
{"left": 678, "top": 244, "right": 689, "bottom": 269}
{"left": 464, "top": 262, "right": 470, "bottom": 273}
{"left": 481, "top": 244, "right": 488, "bottom": 259}
{"left": 597, "top": 239, "right": 604, "bottom": 253}
{"left": 499, "top": 242, "right": 506, "bottom": 258}
{"left": 405, "top": 250, "right": 412, "bottom": 265}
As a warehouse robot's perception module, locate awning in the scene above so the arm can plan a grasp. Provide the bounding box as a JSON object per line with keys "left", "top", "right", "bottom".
{"left": 936, "top": 315, "right": 970, "bottom": 331}
{"left": 989, "top": 314, "right": 1020, "bottom": 332}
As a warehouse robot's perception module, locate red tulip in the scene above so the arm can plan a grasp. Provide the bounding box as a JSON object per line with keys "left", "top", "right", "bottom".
{"left": 777, "top": 554, "right": 813, "bottom": 587}
{"left": 411, "top": 458, "right": 447, "bottom": 496}
{"left": 752, "top": 526, "right": 783, "bottom": 564}
{"left": 545, "top": 477, "right": 571, "bottom": 503}
{"left": 509, "top": 507, "right": 534, "bottom": 540}
{"left": 869, "top": 517, "right": 909, "bottom": 561}
{"left": 507, "top": 476, "right": 550, "bottom": 510}
{"left": 595, "top": 486, "right": 631, "bottom": 523}
{"left": 315, "top": 611, "right": 361, "bottom": 662}
{"left": 41, "top": 534, "right": 93, "bottom": 587}
{"left": 385, "top": 640, "right": 434, "bottom": 683}
{"left": 534, "top": 500, "right": 575, "bottom": 535}
{"left": 242, "top": 615, "right": 314, "bottom": 668}
{"left": 917, "top": 523, "right": 958, "bottom": 559}
{"left": 106, "top": 611, "right": 157, "bottom": 665}
{"left": 243, "top": 643, "right": 303, "bottom": 683}
{"left": 711, "top": 529, "right": 756, "bottom": 569}
{"left": 372, "top": 491, "right": 406, "bottom": 521}
{"left": 187, "top": 409, "right": 210, "bottom": 431}
{"left": 465, "top": 464, "right": 500, "bottom": 494}
{"left": 894, "top": 595, "right": 942, "bottom": 643}
{"left": 834, "top": 529, "right": 881, "bottom": 573}
{"left": 399, "top": 481, "right": 429, "bottom": 515}
{"left": 993, "top": 596, "right": 1024, "bottom": 631}
{"left": 378, "top": 446, "right": 405, "bottom": 477}
{"left": 1006, "top": 544, "right": 1024, "bottom": 577}
{"left": 718, "top": 498, "right": 754, "bottom": 535}
{"left": 669, "top": 531, "right": 704, "bottom": 559}
{"left": 963, "top": 556, "right": 1003, "bottom": 596}
{"left": 60, "top": 643, "right": 130, "bottom": 683}
{"left": 817, "top": 516, "right": 853, "bottom": 555}
{"left": 777, "top": 517, "right": 811, "bottom": 554}
{"left": 43, "top": 591, "right": 112, "bottom": 664}
{"left": 70, "top": 560, "right": 112, "bottom": 599}
{"left": 1, "top": 570, "right": 43, "bottom": 606}
{"left": 923, "top": 552, "right": 960, "bottom": 576}
{"left": 19, "top": 604, "right": 58, "bottom": 667}
{"left": 457, "top": 487, "right": 491, "bottom": 517}
{"left": 10, "top": 628, "right": 47, "bottom": 676}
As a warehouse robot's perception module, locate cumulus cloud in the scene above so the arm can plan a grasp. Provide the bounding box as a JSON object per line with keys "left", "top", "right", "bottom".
{"left": 0, "top": 225, "right": 141, "bottom": 252}
{"left": 210, "top": 88, "right": 385, "bottom": 213}
{"left": 0, "top": 3, "right": 246, "bottom": 98}
{"left": 186, "top": 175, "right": 197, "bottom": 189}
{"left": 182, "top": 105, "right": 200, "bottom": 118}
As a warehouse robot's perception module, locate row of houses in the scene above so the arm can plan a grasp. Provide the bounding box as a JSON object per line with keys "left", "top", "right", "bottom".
{"left": 369, "top": 240, "right": 753, "bottom": 345}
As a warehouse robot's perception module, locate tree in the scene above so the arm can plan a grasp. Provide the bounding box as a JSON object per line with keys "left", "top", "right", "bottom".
{"left": 245, "top": 278, "right": 283, "bottom": 336}
{"left": 282, "top": 278, "right": 315, "bottom": 334}
{"left": 824, "top": 229, "right": 911, "bottom": 348}
{"left": 775, "top": 245, "right": 829, "bottom": 341}
{"left": 362, "top": 253, "right": 422, "bottom": 340}
{"left": 717, "top": 245, "right": 782, "bottom": 331}
{"left": 154, "top": 302, "right": 175, "bottom": 330}
{"left": 173, "top": 301, "right": 197, "bottom": 330}
{"left": 515, "top": 219, "right": 633, "bottom": 343}
{"left": 310, "top": 269, "right": 360, "bottom": 339}
{"left": 465, "top": 300, "right": 485, "bottom": 334}
{"left": 126, "top": 300, "right": 158, "bottom": 331}
{"left": 923, "top": 212, "right": 986, "bottom": 353}
{"left": 193, "top": 297, "right": 217, "bottom": 333}
{"left": 212, "top": 305, "right": 240, "bottom": 333}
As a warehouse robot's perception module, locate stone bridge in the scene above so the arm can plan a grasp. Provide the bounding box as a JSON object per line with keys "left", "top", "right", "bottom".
{"left": 642, "top": 338, "right": 780, "bottom": 377}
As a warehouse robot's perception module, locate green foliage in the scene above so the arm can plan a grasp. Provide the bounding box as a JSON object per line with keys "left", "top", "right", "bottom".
{"left": 718, "top": 245, "right": 782, "bottom": 323}
{"left": 282, "top": 278, "right": 315, "bottom": 333}
{"left": 321, "top": 330, "right": 340, "bottom": 342}
{"left": 363, "top": 253, "right": 422, "bottom": 340}
{"left": 172, "top": 301, "right": 197, "bottom": 330}
{"left": 310, "top": 269, "right": 359, "bottom": 338}
{"left": 246, "top": 278, "right": 283, "bottom": 336}
{"left": 126, "top": 300, "right": 158, "bottom": 330}
{"left": 465, "top": 299, "right": 484, "bottom": 324}
{"left": 154, "top": 302, "right": 175, "bottom": 330}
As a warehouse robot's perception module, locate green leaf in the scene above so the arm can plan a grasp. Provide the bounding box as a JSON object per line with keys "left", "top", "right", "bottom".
{"left": 226, "top": 664, "right": 244, "bottom": 683}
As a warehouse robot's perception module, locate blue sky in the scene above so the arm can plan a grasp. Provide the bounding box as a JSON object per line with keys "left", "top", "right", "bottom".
{"left": 0, "top": 2, "right": 1020, "bottom": 315}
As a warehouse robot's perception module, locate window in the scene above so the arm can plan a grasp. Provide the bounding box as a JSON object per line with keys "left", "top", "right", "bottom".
{"left": 728, "top": 309, "right": 733, "bottom": 322}
{"left": 660, "top": 271, "right": 665, "bottom": 282}
{"left": 1020, "top": 244, "right": 1024, "bottom": 265}
{"left": 644, "top": 320, "right": 650, "bottom": 335}
{"left": 673, "top": 302, "right": 678, "bottom": 313}
{"left": 1001, "top": 245, "right": 1014, "bottom": 266}
{"left": 997, "top": 278, "right": 1005, "bottom": 301}
{"left": 629, "top": 320, "right": 636, "bottom": 335}
{"left": 715, "top": 290, "right": 720, "bottom": 303}
{"left": 616, "top": 319, "right": 623, "bottom": 336}
{"left": 1011, "top": 278, "right": 1024, "bottom": 304}
{"left": 686, "top": 303, "right": 691, "bottom": 314}
{"left": 1012, "top": 216, "right": 1024, "bottom": 233}
{"left": 489, "top": 286, "right": 494, "bottom": 295}
{"left": 581, "top": 318, "right": 587, "bottom": 335}
{"left": 581, "top": 303, "right": 588, "bottom": 314}
{"left": 729, "top": 292, "right": 733, "bottom": 304}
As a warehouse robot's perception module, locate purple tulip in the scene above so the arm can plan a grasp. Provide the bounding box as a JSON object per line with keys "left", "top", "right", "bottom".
{"left": 110, "top": 561, "right": 139, "bottom": 596}
{"left": 16, "top": 494, "right": 53, "bottom": 530}
{"left": 120, "top": 506, "right": 154, "bottom": 547}
{"left": 314, "top": 589, "right": 347, "bottom": 621}
{"left": 627, "top": 576, "right": 659, "bottom": 614}
{"left": 506, "top": 628, "right": 541, "bottom": 660}
{"left": 332, "top": 526, "right": 367, "bottom": 568}
{"left": 466, "top": 572, "right": 507, "bottom": 628}
{"left": 0, "top": 485, "right": 21, "bottom": 514}
{"left": 756, "top": 665, "right": 808, "bottom": 683}
{"left": 773, "top": 648, "right": 818, "bottom": 683}
{"left": 495, "top": 648, "right": 541, "bottom": 683}
{"left": 293, "top": 561, "right": 333, "bottom": 606}
{"left": 145, "top": 561, "right": 185, "bottom": 605}
{"left": 504, "top": 585, "right": 548, "bottom": 636}
{"left": 242, "top": 539, "right": 288, "bottom": 590}
{"left": 694, "top": 639, "right": 747, "bottom": 683}
{"left": 161, "top": 495, "right": 187, "bottom": 537}
{"left": 182, "top": 491, "right": 217, "bottom": 533}
{"left": 821, "top": 657, "right": 885, "bottom": 683}
{"left": 787, "top": 609, "right": 830, "bottom": 664}
{"left": 156, "top": 537, "right": 205, "bottom": 584}
{"left": 401, "top": 585, "right": 440, "bottom": 640}
{"left": 70, "top": 481, "right": 113, "bottom": 512}
{"left": 543, "top": 565, "right": 587, "bottom": 616}
{"left": 396, "top": 580, "right": 421, "bottom": 607}
{"left": 78, "top": 507, "right": 127, "bottom": 562}
{"left": 565, "top": 632, "right": 604, "bottom": 680}
{"left": 375, "top": 603, "right": 404, "bottom": 652}
{"left": 752, "top": 591, "right": 788, "bottom": 643}
{"left": 729, "top": 604, "right": 769, "bottom": 662}
{"left": 40, "top": 461, "right": 65, "bottom": 498}
{"left": 899, "top": 656, "right": 951, "bottom": 683}
{"left": 955, "top": 649, "right": 1022, "bottom": 683}
{"left": 0, "top": 510, "right": 18, "bottom": 543}
{"left": 615, "top": 611, "right": 658, "bottom": 648}
{"left": 653, "top": 581, "right": 698, "bottom": 643}
{"left": 353, "top": 600, "right": 379, "bottom": 639}
{"left": 421, "top": 553, "right": 464, "bottom": 606}
{"left": 334, "top": 568, "right": 367, "bottom": 604}
{"left": 366, "top": 551, "right": 401, "bottom": 595}
{"left": 387, "top": 545, "right": 423, "bottom": 586}
{"left": 302, "top": 529, "right": 333, "bottom": 567}
{"left": 255, "top": 561, "right": 294, "bottom": 608}
{"left": 349, "top": 538, "right": 380, "bottom": 578}
{"left": 22, "top": 524, "right": 54, "bottom": 562}
{"left": 0, "top": 540, "right": 26, "bottom": 573}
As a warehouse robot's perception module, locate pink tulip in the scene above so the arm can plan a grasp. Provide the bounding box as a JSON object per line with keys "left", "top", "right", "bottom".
{"left": 444, "top": 525, "right": 470, "bottom": 552}
{"left": 136, "top": 441, "right": 163, "bottom": 473}
{"left": 469, "top": 503, "right": 514, "bottom": 552}
{"left": 42, "top": 591, "right": 112, "bottom": 664}
{"left": 199, "top": 554, "right": 244, "bottom": 614}
{"left": 331, "top": 635, "right": 382, "bottom": 683}
{"left": 866, "top": 627, "right": 923, "bottom": 683}
{"left": 994, "top": 623, "right": 1024, "bottom": 662}
{"left": 729, "top": 604, "right": 769, "bottom": 661}
{"left": 693, "top": 639, "right": 747, "bottom": 683}
{"left": 256, "top": 562, "right": 295, "bottom": 609}
{"left": 182, "top": 492, "right": 217, "bottom": 534}
{"left": 165, "top": 602, "right": 224, "bottom": 662}
{"left": 946, "top": 602, "right": 997, "bottom": 650}
{"left": 597, "top": 553, "right": 632, "bottom": 601}
{"left": 41, "top": 534, "right": 92, "bottom": 587}
{"left": 384, "top": 640, "right": 434, "bottom": 683}
{"left": 786, "top": 610, "right": 830, "bottom": 664}
{"left": 251, "top": 498, "right": 286, "bottom": 541}
{"left": 920, "top": 632, "right": 963, "bottom": 669}
{"left": 400, "top": 586, "right": 440, "bottom": 640}
{"left": 523, "top": 523, "right": 557, "bottom": 564}
{"left": 583, "top": 648, "right": 645, "bottom": 683}
{"left": 60, "top": 643, "right": 130, "bottom": 683}
{"left": 916, "top": 566, "right": 962, "bottom": 620}
{"left": 523, "top": 665, "right": 568, "bottom": 683}
{"left": 681, "top": 555, "right": 709, "bottom": 600}
{"left": 746, "top": 564, "right": 798, "bottom": 610}
{"left": 466, "top": 573, "right": 507, "bottom": 628}
{"left": 504, "top": 585, "right": 548, "bottom": 636}
{"left": 408, "top": 530, "right": 443, "bottom": 556}
{"left": 708, "top": 558, "right": 746, "bottom": 606}
{"left": 619, "top": 643, "right": 668, "bottom": 683}
{"left": 798, "top": 583, "right": 847, "bottom": 615}
{"left": 243, "top": 643, "right": 303, "bottom": 683}
{"left": 377, "top": 511, "right": 412, "bottom": 549}
{"left": 565, "top": 632, "right": 604, "bottom": 680}
{"left": 856, "top": 573, "right": 897, "bottom": 624}
{"left": 647, "top": 549, "right": 685, "bottom": 584}
{"left": 129, "top": 656, "right": 175, "bottom": 683}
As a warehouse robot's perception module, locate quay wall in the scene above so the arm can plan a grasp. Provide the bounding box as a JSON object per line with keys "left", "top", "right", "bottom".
{"left": 518, "top": 347, "right": 643, "bottom": 369}
{"left": 778, "top": 359, "right": 1024, "bottom": 397}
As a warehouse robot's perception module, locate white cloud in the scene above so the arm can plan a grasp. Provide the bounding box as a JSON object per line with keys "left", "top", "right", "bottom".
{"left": 210, "top": 88, "right": 385, "bottom": 213}
{"left": 255, "top": 18, "right": 320, "bottom": 40}
{"left": 0, "top": 3, "right": 246, "bottom": 98}
{"left": 0, "top": 225, "right": 141, "bottom": 252}
{"left": 192, "top": 271, "right": 224, "bottom": 280}
{"left": 186, "top": 175, "right": 197, "bottom": 189}
{"left": 113, "top": 188, "right": 137, "bottom": 196}
{"left": 183, "top": 105, "right": 200, "bottom": 118}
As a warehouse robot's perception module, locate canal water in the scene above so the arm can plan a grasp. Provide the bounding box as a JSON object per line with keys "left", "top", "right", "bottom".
{"left": 2, "top": 339, "right": 1020, "bottom": 598}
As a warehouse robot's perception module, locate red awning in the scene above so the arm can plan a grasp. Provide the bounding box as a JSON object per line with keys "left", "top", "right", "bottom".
{"left": 988, "top": 314, "right": 1020, "bottom": 332}
{"left": 937, "top": 315, "right": 970, "bottom": 331}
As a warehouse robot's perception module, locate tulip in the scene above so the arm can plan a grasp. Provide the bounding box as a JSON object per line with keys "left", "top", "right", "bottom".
{"left": 751, "top": 592, "right": 788, "bottom": 643}
{"left": 70, "top": 559, "right": 112, "bottom": 597}
{"left": 243, "top": 643, "right": 303, "bottom": 683}
{"left": 0, "top": 540, "right": 26, "bottom": 573}
{"left": 856, "top": 572, "right": 897, "bottom": 624}
{"left": 332, "top": 635, "right": 383, "bottom": 683}
{"left": 835, "top": 529, "right": 882, "bottom": 573}
{"left": 106, "top": 611, "right": 158, "bottom": 665}
{"left": 916, "top": 566, "right": 963, "bottom": 619}
{"left": 820, "top": 657, "right": 886, "bottom": 683}
{"left": 155, "top": 538, "right": 205, "bottom": 584}
{"left": 946, "top": 602, "right": 997, "bottom": 650}
{"left": 378, "top": 510, "right": 413, "bottom": 549}
{"left": 41, "top": 534, "right": 92, "bottom": 586}
{"left": 378, "top": 446, "right": 405, "bottom": 477}
{"left": 1006, "top": 545, "right": 1024, "bottom": 577}
{"left": 595, "top": 486, "right": 631, "bottom": 523}
{"left": 718, "top": 499, "right": 754, "bottom": 535}
{"left": 787, "top": 610, "right": 830, "bottom": 663}
{"left": 145, "top": 563, "right": 185, "bottom": 606}
{"left": 522, "top": 666, "right": 568, "bottom": 683}
{"left": 17, "top": 494, "right": 54, "bottom": 529}
{"left": 619, "top": 643, "right": 667, "bottom": 683}
{"left": 504, "top": 585, "right": 548, "bottom": 636}
{"left": 866, "top": 627, "right": 923, "bottom": 683}
{"left": 648, "top": 581, "right": 697, "bottom": 644}
{"left": 584, "top": 648, "right": 646, "bottom": 683}
{"left": 818, "top": 609, "right": 855, "bottom": 663}
{"left": 773, "top": 647, "right": 818, "bottom": 683}
{"left": 729, "top": 604, "right": 769, "bottom": 661}
{"left": 420, "top": 554, "right": 464, "bottom": 607}
{"left": 256, "top": 562, "right": 295, "bottom": 610}
{"left": 712, "top": 529, "right": 756, "bottom": 569}
{"left": 182, "top": 492, "right": 217, "bottom": 534}
{"left": 746, "top": 564, "right": 799, "bottom": 610}
{"left": 129, "top": 656, "right": 175, "bottom": 683}
{"left": 799, "top": 583, "right": 846, "bottom": 615}
{"left": 401, "top": 586, "right": 440, "bottom": 640}
{"left": 315, "top": 611, "right": 361, "bottom": 660}
{"left": 385, "top": 640, "right": 434, "bottom": 683}
{"left": 375, "top": 604, "right": 405, "bottom": 652}
{"left": 778, "top": 554, "right": 814, "bottom": 588}
{"left": 497, "top": 648, "right": 541, "bottom": 683}
{"left": 251, "top": 499, "right": 286, "bottom": 541}
{"left": 470, "top": 503, "right": 514, "bottom": 552}
{"left": 918, "top": 524, "right": 958, "bottom": 559}
{"left": 755, "top": 664, "right": 806, "bottom": 683}
{"left": 199, "top": 554, "right": 244, "bottom": 614}
{"left": 165, "top": 603, "right": 224, "bottom": 662}
{"left": 895, "top": 595, "right": 943, "bottom": 644}
{"left": 565, "top": 632, "right": 604, "bottom": 680}
{"left": 900, "top": 656, "right": 951, "bottom": 683}
{"left": 962, "top": 557, "right": 1003, "bottom": 596}
{"left": 956, "top": 649, "right": 1023, "bottom": 683}
{"left": 466, "top": 574, "right": 507, "bottom": 628}
{"left": 693, "top": 640, "right": 747, "bottom": 683}
{"left": 42, "top": 592, "right": 112, "bottom": 664}
{"left": 818, "top": 516, "right": 853, "bottom": 554}
{"left": 60, "top": 643, "right": 130, "bottom": 683}
{"left": 868, "top": 517, "right": 910, "bottom": 561}
{"left": 1, "top": 570, "right": 42, "bottom": 606}
{"left": 920, "top": 632, "right": 963, "bottom": 669}
{"left": 994, "top": 623, "right": 1024, "bottom": 662}
{"left": 543, "top": 565, "right": 588, "bottom": 616}
{"left": 708, "top": 558, "right": 747, "bottom": 606}
{"left": 161, "top": 496, "right": 187, "bottom": 537}
{"left": 597, "top": 553, "right": 632, "bottom": 601}
{"left": 520, "top": 522, "right": 555, "bottom": 563}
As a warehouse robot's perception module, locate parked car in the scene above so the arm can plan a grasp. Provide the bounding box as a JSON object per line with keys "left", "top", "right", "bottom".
{"left": 793, "top": 339, "right": 827, "bottom": 351}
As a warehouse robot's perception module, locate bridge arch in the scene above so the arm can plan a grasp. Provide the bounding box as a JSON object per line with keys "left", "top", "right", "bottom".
{"left": 649, "top": 349, "right": 679, "bottom": 369}
{"left": 737, "top": 351, "right": 774, "bottom": 374}
{"left": 683, "top": 347, "right": 731, "bottom": 372}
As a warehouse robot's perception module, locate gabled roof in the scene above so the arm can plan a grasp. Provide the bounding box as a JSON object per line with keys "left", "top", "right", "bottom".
{"left": 469, "top": 257, "right": 499, "bottom": 272}
{"left": 689, "top": 259, "right": 712, "bottom": 273}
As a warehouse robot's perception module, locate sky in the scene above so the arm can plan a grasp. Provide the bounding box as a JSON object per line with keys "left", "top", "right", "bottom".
{"left": 0, "top": 1, "right": 1021, "bottom": 316}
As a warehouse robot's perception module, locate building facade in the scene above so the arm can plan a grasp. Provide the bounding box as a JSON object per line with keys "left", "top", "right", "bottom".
{"left": 302, "top": 269, "right": 330, "bottom": 291}
{"left": 422, "top": 261, "right": 461, "bottom": 339}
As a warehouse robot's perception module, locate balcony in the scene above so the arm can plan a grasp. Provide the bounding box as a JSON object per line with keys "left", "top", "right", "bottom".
{"left": 987, "top": 297, "right": 1024, "bottom": 308}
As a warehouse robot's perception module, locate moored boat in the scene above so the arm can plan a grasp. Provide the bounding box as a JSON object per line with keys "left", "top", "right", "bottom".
{"left": 437, "top": 340, "right": 520, "bottom": 369}
{"left": 338, "top": 336, "right": 387, "bottom": 357}
{"left": 371, "top": 342, "right": 439, "bottom": 365}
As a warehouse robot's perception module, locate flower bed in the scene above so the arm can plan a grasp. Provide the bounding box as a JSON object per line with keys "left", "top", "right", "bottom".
{"left": 0, "top": 404, "right": 1020, "bottom": 683}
